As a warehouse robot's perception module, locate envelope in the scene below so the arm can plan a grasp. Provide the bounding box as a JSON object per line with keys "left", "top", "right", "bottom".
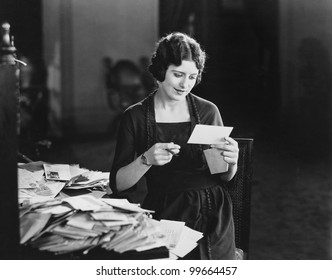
{"left": 204, "top": 149, "right": 229, "bottom": 174}
{"left": 187, "top": 124, "right": 233, "bottom": 145}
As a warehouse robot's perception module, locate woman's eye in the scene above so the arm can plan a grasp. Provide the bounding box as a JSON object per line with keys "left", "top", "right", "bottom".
{"left": 189, "top": 76, "right": 197, "bottom": 80}
{"left": 174, "top": 73, "right": 182, "bottom": 78}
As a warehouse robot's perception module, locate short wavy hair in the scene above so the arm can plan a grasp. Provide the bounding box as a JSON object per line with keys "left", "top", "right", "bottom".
{"left": 148, "top": 32, "right": 206, "bottom": 85}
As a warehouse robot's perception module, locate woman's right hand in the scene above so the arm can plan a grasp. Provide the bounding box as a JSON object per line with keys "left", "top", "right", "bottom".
{"left": 144, "top": 142, "right": 181, "bottom": 166}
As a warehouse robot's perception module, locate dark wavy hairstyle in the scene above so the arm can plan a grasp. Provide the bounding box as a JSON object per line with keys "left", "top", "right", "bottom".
{"left": 148, "top": 32, "right": 206, "bottom": 85}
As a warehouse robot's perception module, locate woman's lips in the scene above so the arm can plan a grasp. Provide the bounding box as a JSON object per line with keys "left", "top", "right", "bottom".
{"left": 174, "top": 88, "right": 186, "bottom": 94}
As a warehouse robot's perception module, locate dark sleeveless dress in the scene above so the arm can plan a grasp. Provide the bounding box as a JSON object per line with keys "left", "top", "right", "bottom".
{"left": 110, "top": 92, "right": 236, "bottom": 260}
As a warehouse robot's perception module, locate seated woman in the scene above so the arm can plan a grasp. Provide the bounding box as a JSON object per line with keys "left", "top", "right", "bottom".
{"left": 109, "top": 32, "right": 239, "bottom": 259}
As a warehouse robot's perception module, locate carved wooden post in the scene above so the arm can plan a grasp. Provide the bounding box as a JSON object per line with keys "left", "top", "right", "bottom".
{"left": 0, "top": 22, "right": 20, "bottom": 259}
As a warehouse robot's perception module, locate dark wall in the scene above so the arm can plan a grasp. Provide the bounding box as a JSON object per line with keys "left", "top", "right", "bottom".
{"left": 159, "top": 0, "right": 279, "bottom": 138}
{"left": 0, "top": 0, "right": 43, "bottom": 59}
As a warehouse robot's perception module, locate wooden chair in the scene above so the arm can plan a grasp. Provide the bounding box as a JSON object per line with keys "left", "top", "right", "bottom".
{"left": 226, "top": 138, "right": 254, "bottom": 260}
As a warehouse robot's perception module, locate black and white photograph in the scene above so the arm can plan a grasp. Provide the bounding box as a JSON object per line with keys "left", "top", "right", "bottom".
{"left": 1, "top": 0, "right": 332, "bottom": 278}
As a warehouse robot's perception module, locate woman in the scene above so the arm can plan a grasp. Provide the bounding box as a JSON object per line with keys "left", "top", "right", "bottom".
{"left": 109, "top": 32, "right": 239, "bottom": 259}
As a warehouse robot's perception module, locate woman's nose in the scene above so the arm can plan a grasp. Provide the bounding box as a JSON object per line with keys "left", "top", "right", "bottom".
{"left": 179, "top": 77, "right": 188, "bottom": 88}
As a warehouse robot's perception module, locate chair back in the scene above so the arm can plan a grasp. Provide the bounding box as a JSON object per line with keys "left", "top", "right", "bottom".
{"left": 226, "top": 138, "right": 254, "bottom": 259}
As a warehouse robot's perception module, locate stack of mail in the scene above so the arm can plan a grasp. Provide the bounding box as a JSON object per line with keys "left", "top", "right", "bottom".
{"left": 64, "top": 170, "right": 109, "bottom": 191}
{"left": 19, "top": 194, "right": 168, "bottom": 256}
{"left": 18, "top": 162, "right": 66, "bottom": 205}
{"left": 17, "top": 162, "right": 110, "bottom": 205}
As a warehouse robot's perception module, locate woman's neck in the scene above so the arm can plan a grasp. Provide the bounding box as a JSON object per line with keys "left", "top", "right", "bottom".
{"left": 154, "top": 92, "right": 190, "bottom": 122}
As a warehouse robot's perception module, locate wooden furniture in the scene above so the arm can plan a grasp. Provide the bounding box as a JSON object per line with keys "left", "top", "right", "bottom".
{"left": 0, "top": 22, "right": 20, "bottom": 259}
{"left": 226, "top": 138, "right": 254, "bottom": 259}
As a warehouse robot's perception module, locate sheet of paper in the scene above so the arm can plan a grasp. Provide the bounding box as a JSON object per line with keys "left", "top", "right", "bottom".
{"left": 36, "top": 205, "right": 72, "bottom": 215}
{"left": 66, "top": 212, "right": 98, "bottom": 230}
{"left": 43, "top": 164, "right": 71, "bottom": 181}
{"left": 172, "top": 239, "right": 198, "bottom": 258}
{"left": 102, "top": 225, "right": 135, "bottom": 250}
{"left": 187, "top": 124, "right": 233, "bottom": 145}
{"left": 52, "top": 224, "right": 99, "bottom": 238}
{"left": 20, "top": 212, "right": 52, "bottom": 244}
{"left": 135, "top": 239, "right": 167, "bottom": 253}
{"left": 18, "top": 169, "right": 39, "bottom": 189}
{"left": 18, "top": 168, "right": 45, "bottom": 189}
{"left": 113, "top": 234, "right": 149, "bottom": 253}
{"left": 204, "top": 148, "right": 229, "bottom": 174}
{"left": 90, "top": 211, "right": 129, "bottom": 221}
{"left": 44, "top": 238, "right": 96, "bottom": 254}
{"left": 63, "top": 194, "right": 106, "bottom": 211}
{"left": 69, "top": 165, "right": 88, "bottom": 178}
{"left": 88, "top": 190, "right": 107, "bottom": 199}
{"left": 68, "top": 171, "right": 109, "bottom": 185}
{"left": 18, "top": 181, "right": 66, "bottom": 205}
{"left": 102, "top": 198, "right": 154, "bottom": 213}
{"left": 159, "top": 219, "right": 185, "bottom": 249}
{"left": 171, "top": 225, "right": 203, "bottom": 258}
{"left": 18, "top": 161, "right": 45, "bottom": 172}
{"left": 102, "top": 219, "right": 137, "bottom": 228}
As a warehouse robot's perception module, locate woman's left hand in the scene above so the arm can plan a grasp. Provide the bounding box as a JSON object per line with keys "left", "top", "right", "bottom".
{"left": 210, "top": 136, "right": 239, "bottom": 166}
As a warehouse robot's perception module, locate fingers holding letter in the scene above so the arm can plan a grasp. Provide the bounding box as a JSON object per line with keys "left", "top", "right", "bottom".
{"left": 210, "top": 137, "right": 239, "bottom": 166}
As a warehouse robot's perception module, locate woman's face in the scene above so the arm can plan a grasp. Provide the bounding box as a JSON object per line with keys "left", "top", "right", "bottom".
{"left": 158, "top": 60, "right": 199, "bottom": 102}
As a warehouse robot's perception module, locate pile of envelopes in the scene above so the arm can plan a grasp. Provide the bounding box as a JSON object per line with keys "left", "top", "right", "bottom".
{"left": 19, "top": 195, "right": 204, "bottom": 258}
{"left": 19, "top": 194, "right": 203, "bottom": 258}
{"left": 18, "top": 162, "right": 110, "bottom": 205}
{"left": 19, "top": 194, "right": 167, "bottom": 256}
{"left": 18, "top": 161, "right": 204, "bottom": 258}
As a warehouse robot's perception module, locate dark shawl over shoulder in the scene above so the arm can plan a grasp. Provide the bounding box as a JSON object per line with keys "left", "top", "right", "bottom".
{"left": 109, "top": 92, "right": 223, "bottom": 194}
